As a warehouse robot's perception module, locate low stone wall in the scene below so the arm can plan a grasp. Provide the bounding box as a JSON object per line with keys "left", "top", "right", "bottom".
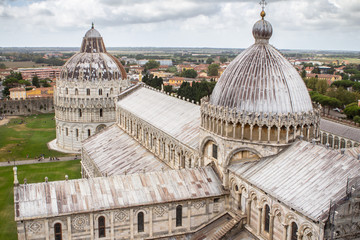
{"left": 0, "top": 97, "right": 54, "bottom": 116}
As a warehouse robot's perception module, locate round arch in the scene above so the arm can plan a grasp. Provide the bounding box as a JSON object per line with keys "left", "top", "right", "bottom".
{"left": 223, "top": 147, "right": 262, "bottom": 167}
{"left": 96, "top": 124, "right": 107, "bottom": 133}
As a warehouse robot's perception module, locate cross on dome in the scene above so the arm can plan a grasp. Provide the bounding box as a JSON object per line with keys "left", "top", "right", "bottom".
{"left": 259, "top": 0, "right": 267, "bottom": 11}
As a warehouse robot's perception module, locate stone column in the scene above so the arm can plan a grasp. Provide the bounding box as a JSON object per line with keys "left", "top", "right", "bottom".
{"left": 225, "top": 122, "right": 229, "bottom": 137}
{"left": 67, "top": 216, "right": 72, "bottom": 240}
{"left": 250, "top": 125, "right": 254, "bottom": 141}
{"left": 110, "top": 211, "right": 114, "bottom": 240}
{"left": 286, "top": 127, "right": 289, "bottom": 143}
{"left": 259, "top": 126, "right": 262, "bottom": 142}
{"left": 130, "top": 209, "right": 134, "bottom": 240}
{"left": 277, "top": 126, "right": 281, "bottom": 143}
{"left": 233, "top": 123, "right": 237, "bottom": 139}
{"left": 168, "top": 204, "right": 172, "bottom": 234}
{"left": 269, "top": 214, "right": 275, "bottom": 240}
{"left": 149, "top": 207, "right": 153, "bottom": 237}
{"left": 187, "top": 201, "right": 191, "bottom": 231}
{"left": 247, "top": 199, "right": 252, "bottom": 225}
{"left": 268, "top": 126, "right": 271, "bottom": 143}
{"left": 44, "top": 219, "right": 49, "bottom": 240}
{"left": 90, "top": 213, "right": 94, "bottom": 240}
{"left": 241, "top": 124, "right": 245, "bottom": 140}
{"left": 257, "top": 207, "right": 262, "bottom": 235}
{"left": 282, "top": 224, "right": 288, "bottom": 240}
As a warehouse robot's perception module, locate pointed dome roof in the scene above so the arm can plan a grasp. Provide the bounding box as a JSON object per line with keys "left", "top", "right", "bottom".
{"left": 59, "top": 25, "right": 127, "bottom": 82}
{"left": 210, "top": 11, "right": 313, "bottom": 114}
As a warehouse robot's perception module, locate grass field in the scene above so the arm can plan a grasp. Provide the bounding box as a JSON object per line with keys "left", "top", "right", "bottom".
{"left": 317, "top": 57, "right": 360, "bottom": 64}
{"left": 0, "top": 160, "right": 81, "bottom": 240}
{"left": 0, "top": 113, "right": 69, "bottom": 162}
{"left": 3, "top": 61, "right": 49, "bottom": 69}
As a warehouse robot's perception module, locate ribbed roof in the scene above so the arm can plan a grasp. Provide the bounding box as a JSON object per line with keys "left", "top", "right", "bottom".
{"left": 59, "top": 26, "right": 127, "bottom": 82}
{"left": 210, "top": 17, "right": 313, "bottom": 114}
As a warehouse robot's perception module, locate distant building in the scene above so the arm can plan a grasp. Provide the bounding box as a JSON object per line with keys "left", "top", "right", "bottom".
{"left": 9, "top": 87, "right": 26, "bottom": 100}
{"left": 20, "top": 68, "right": 61, "bottom": 80}
{"left": 26, "top": 87, "right": 54, "bottom": 98}
{"left": 306, "top": 73, "right": 342, "bottom": 83}
{"left": 137, "top": 59, "right": 173, "bottom": 66}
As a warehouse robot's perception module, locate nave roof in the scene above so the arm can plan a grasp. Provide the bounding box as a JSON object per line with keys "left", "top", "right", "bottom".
{"left": 117, "top": 86, "right": 201, "bottom": 150}
{"left": 14, "top": 167, "right": 224, "bottom": 220}
{"left": 228, "top": 140, "right": 360, "bottom": 221}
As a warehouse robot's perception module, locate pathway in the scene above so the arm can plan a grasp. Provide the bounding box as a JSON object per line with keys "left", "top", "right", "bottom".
{"left": 0, "top": 156, "right": 80, "bottom": 167}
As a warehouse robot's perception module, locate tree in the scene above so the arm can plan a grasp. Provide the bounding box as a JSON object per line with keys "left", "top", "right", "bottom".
{"left": 208, "top": 64, "right": 220, "bottom": 76}
{"left": 142, "top": 74, "right": 163, "bottom": 89}
{"left": 344, "top": 102, "right": 360, "bottom": 119}
{"left": 32, "top": 75, "right": 40, "bottom": 88}
{"left": 166, "top": 66, "right": 177, "bottom": 73}
{"left": 220, "top": 56, "right": 227, "bottom": 64}
{"left": 180, "top": 69, "right": 197, "bottom": 78}
{"left": 312, "top": 67, "right": 320, "bottom": 74}
{"left": 144, "top": 60, "right": 160, "bottom": 70}
{"left": 164, "top": 85, "right": 173, "bottom": 93}
{"left": 304, "top": 77, "right": 317, "bottom": 90}
{"left": 206, "top": 58, "right": 214, "bottom": 64}
{"left": 301, "top": 70, "right": 306, "bottom": 78}
{"left": 0, "top": 63, "right": 6, "bottom": 69}
{"left": 315, "top": 80, "right": 328, "bottom": 94}
{"left": 43, "top": 82, "right": 51, "bottom": 87}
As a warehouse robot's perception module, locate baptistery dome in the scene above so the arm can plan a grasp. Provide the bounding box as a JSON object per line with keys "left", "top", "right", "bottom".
{"left": 210, "top": 13, "right": 313, "bottom": 114}
{"left": 60, "top": 25, "right": 127, "bottom": 82}
{"left": 53, "top": 25, "right": 130, "bottom": 152}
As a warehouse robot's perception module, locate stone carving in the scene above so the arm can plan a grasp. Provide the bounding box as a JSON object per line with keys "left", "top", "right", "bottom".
{"left": 27, "top": 221, "right": 42, "bottom": 233}
{"left": 193, "top": 201, "right": 205, "bottom": 210}
{"left": 114, "top": 210, "right": 129, "bottom": 222}
{"left": 154, "top": 205, "right": 167, "bottom": 217}
{"left": 72, "top": 215, "right": 89, "bottom": 230}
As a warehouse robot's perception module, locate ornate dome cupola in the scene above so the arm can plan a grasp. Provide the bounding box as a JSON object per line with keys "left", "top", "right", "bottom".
{"left": 200, "top": 1, "right": 321, "bottom": 168}
{"left": 53, "top": 24, "right": 130, "bottom": 152}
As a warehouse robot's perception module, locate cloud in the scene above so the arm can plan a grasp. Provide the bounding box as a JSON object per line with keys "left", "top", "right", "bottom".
{"left": 0, "top": 0, "right": 358, "bottom": 50}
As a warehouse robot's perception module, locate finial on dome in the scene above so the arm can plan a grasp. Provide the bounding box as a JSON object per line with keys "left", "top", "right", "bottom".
{"left": 92, "top": 22, "right": 94, "bottom": 29}
{"left": 259, "top": 0, "right": 267, "bottom": 19}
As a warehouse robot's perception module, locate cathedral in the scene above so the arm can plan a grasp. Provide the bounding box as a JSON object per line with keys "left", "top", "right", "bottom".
{"left": 13, "top": 3, "right": 360, "bottom": 240}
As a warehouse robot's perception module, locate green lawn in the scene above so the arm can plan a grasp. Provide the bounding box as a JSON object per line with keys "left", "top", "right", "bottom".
{"left": 0, "top": 160, "right": 81, "bottom": 240}
{"left": 0, "top": 113, "right": 69, "bottom": 162}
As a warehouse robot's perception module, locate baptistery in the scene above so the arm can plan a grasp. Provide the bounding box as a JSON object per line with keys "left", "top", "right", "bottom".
{"left": 200, "top": 10, "right": 321, "bottom": 168}
{"left": 54, "top": 25, "right": 129, "bottom": 151}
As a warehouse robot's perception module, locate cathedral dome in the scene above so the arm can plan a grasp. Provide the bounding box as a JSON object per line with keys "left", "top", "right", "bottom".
{"left": 209, "top": 13, "right": 313, "bottom": 114}
{"left": 59, "top": 25, "right": 127, "bottom": 82}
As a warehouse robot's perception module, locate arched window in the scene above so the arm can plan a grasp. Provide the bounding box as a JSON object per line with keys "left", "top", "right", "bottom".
{"left": 291, "top": 222, "right": 298, "bottom": 240}
{"left": 99, "top": 89, "right": 103, "bottom": 95}
{"left": 110, "top": 88, "right": 113, "bottom": 95}
{"left": 88, "top": 129, "right": 91, "bottom": 137}
{"left": 66, "top": 128, "right": 68, "bottom": 136}
{"left": 76, "top": 129, "right": 79, "bottom": 138}
{"left": 176, "top": 205, "right": 182, "bottom": 227}
{"left": 65, "top": 88, "right": 68, "bottom": 94}
{"left": 54, "top": 223, "right": 62, "bottom": 240}
{"left": 100, "top": 109, "right": 103, "bottom": 117}
{"left": 264, "top": 204, "right": 270, "bottom": 233}
{"left": 79, "top": 109, "right": 82, "bottom": 117}
{"left": 75, "top": 88, "right": 78, "bottom": 95}
{"left": 138, "top": 212, "right": 144, "bottom": 232}
{"left": 212, "top": 144, "right": 218, "bottom": 159}
{"left": 86, "top": 88, "right": 90, "bottom": 96}
{"left": 98, "top": 216, "right": 105, "bottom": 238}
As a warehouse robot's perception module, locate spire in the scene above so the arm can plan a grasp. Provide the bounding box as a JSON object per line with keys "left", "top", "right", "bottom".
{"left": 92, "top": 22, "right": 94, "bottom": 29}
{"left": 259, "top": 0, "right": 267, "bottom": 19}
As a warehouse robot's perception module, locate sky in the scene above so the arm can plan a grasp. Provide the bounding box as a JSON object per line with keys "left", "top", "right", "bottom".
{"left": 0, "top": 0, "right": 359, "bottom": 51}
